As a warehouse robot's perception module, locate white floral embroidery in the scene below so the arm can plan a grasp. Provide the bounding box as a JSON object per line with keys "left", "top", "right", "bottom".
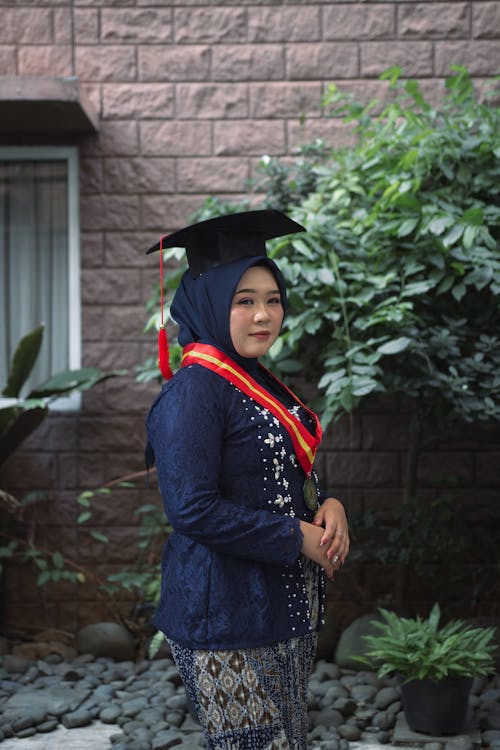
{"left": 264, "top": 433, "right": 276, "bottom": 448}
{"left": 273, "top": 458, "right": 284, "bottom": 480}
{"left": 274, "top": 495, "right": 285, "bottom": 508}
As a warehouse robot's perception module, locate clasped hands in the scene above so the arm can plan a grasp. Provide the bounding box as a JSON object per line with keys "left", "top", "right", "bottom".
{"left": 300, "top": 497, "right": 350, "bottom": 581}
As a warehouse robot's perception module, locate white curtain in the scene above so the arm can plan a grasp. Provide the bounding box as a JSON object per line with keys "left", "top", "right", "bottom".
{"left": 0, "top": 160, "right": 69, "bottom": 396}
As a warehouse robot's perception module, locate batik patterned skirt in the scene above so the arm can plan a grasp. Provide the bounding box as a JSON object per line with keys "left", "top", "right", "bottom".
{"left": 167, "top": 557, "right": 320, "bottom": 750}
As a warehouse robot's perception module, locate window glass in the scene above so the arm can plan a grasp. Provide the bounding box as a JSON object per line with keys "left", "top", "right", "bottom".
{"left": 0, "top": 149, "right": 80, "bottom": 406}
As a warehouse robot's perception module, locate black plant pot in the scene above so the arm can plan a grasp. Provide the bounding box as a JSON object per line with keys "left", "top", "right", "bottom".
{"left": 400, "top": 675, "right": 473, "bottom": 736}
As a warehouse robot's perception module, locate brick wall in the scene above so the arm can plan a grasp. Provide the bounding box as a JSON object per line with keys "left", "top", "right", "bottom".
{"left": 1, "top": 1, "right": 499, "bottom": 635}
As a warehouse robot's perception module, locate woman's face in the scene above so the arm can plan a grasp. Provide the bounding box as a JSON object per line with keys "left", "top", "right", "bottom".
{"left": 229, "top": 265, "right": 284, "bottom": 359}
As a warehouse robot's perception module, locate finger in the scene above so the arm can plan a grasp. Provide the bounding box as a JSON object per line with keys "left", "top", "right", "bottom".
{"left": 320, "top": 519, "right": 338, "bottom": 546}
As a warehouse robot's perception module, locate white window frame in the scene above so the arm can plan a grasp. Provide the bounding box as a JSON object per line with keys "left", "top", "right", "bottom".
{"left": 0, "top": 146, "right": 81, "bottom": 411}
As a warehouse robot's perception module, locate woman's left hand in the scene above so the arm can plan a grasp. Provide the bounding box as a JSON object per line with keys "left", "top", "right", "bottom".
{"left": 313, "top": 497, "right": 350, "bottom": 573}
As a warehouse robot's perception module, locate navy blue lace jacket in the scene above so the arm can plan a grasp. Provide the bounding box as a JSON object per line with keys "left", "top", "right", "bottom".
{"left": 147, "top": 362, "right": 326, "bottom": 650}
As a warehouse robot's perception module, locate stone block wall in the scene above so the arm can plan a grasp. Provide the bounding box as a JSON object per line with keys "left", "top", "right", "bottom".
{"left": 1, "top": 0, "right": 499, "bottom": 635}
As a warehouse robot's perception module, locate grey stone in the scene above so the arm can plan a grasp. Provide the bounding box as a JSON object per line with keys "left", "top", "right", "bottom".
{"left": 77, "top": 622, "right": 136, "bottom": 662}
{"left": 483, "top": 730, "right": 500, "bottom": 744}
{"left": 62, "top": 709, "right": 93, "bottom": 728}
{"left": 314, "top": 660, "right": 341, "bottom": 681}
{"left": 122, "top": 719, "right": 144, "bottom": 734}
{"left": 37, "top": 719, "right": 59, "bottom": 732}
{"left": 333, "top": 697, "right": 357, "bottom": 716}
{"left": 377, "top": 730, "right": 392, "bottom": 743}
{"left": 100, "top": 705, "right": 122, "bottom": 723}
{"left": 122, "top": 697, "right": 150, "bottom": 717}
{"left": 129, "top": 726, "right": 154, "bottom": 742}
{"left": 322, "top": 741, "right": 340, "bottom": 750}
{"left": 110, "top": 731, "right": 127, "bottom": 744}
{"left": 152, "top": 730, "right": 184, "bottom": 749}
{"left": 322, "top": 684, "right": 349, "bottom": 701}
{"left": 4, "top": 684, "right": 91, "bottom": 718}
{"left": 425, "top": 743, "right": 444, "bottom": 750}
{"left": 372, "top": 710, "right": 395, "bottom": 730}
{"left": 126, "top": 741, "right": 151, "bottom": 750}
{"left": 484, "top": 702, "right": 500, "bottom": 730}
{"left": 334, "top": 613, "right": 383, "bottom": 669}
{"left": 350, "top": 684, "right": 377, "bottom": 703}
{"left": 16, "top": 726, "right": 37, "bottom": 738}
{"left": 167, "top": 710, "right": 185, "bottom": 727}
{"left": 375, "top": 685, "right": 400, "bottom": 709}
{"left": 338, "top": 723, "right": 362, "bottom": 740}
{"left": 481, "top": 688, "right": 500, "bottom": 702}
{"left": 2, "top": 654, "right": 30, "bottom": 673}
{"left": 12, "top": 704, "right": 47, "bottom": 730}
{"left": 444, "top": 736, "right": 474, "bottom": 750}
{"left": 140, "top": 707, "right": 165, "bottom": 726}
{"left": 0, "top": 680, "right": 21, "bottom": 695}
{"left": 313, "top": 707, "right": 344, "bottom": 728}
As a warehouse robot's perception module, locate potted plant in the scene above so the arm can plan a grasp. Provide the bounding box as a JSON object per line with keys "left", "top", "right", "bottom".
{"left": 360, "top": 603, "right": 497, "bottom": 736}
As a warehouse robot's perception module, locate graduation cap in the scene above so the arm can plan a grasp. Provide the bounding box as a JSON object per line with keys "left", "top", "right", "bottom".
{"left": 146, "top": 209, "right": 306, "bottom": 380}
{"left": 146, "top": 209, "right": 306, "bottom": 277}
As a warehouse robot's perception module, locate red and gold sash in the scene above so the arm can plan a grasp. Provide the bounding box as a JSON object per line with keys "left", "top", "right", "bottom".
{"left": 181, "top": 343, "right": 322, "bottom": 477}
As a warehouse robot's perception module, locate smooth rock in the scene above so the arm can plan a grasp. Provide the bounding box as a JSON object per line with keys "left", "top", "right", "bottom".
{"left": 351, "top": 684, "right": 377, "bottom": 703}
{"left": 338, "top": 723, "right": 362, "bottom": 740}
{"left": 62, "top": 709, "right": 93, "bottom": 728}
{"left": 2, "top": 654, "right": 30, "bottom": 673}
{"left": 100, "top": 705, "right": 122, "bottom": 723}
{"left": 152, "top": 730, "right": 184, "bottom": 749}
{"left": 334, "top": 613, "right": 383, "bottom": 669}
{"left": 313, "top": 707, "right": 344, "bottom": 728}
{"left": 375, "top": 686, "right": 400, "bottom": 709}
{"left": 77, "top": 622, "right": 136, "bottom": 661}
{"left": 444, "top": 736, "right": 473, "bottom": 750}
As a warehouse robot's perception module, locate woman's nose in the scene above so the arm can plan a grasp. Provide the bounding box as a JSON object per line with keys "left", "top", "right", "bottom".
{"left": 254, "top": 303, "right": 270, "bottom": 321}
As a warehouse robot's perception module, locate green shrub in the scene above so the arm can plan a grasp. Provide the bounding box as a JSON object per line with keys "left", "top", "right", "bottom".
{"left": 360, "top": 603, "right": 497, "bottom": 682}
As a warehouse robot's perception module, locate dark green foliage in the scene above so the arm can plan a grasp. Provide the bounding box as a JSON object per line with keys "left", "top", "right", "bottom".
{"left": 142, "top": 67, "right": 500, "bottom": 434}
{"left": 359, "top": 603, "right": 497, "bottom": 682}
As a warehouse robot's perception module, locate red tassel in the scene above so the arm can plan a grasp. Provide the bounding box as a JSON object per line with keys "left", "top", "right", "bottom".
{"left": 156, "top": 235, "right": 174, "bottom": 380}
{"left": 158, "top": 326, "right": 174, "bottom": 380}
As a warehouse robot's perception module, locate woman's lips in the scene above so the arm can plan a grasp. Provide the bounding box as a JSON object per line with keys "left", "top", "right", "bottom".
{"left": 250, "top": 331, "right": 271, "bottom": 339}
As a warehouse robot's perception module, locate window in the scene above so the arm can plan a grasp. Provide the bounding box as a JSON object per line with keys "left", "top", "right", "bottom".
{"left": 0, "top": 147, "right": 80, "bottom": 409}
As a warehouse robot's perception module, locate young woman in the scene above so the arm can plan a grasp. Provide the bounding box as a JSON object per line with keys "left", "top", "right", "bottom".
{"left": 146, "top": 210, "right": 350, "bottom": 750}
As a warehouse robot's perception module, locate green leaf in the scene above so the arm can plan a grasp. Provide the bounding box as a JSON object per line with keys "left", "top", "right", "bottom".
{"left": 52, "top": 551, "right": 65, "bottom": 569}
{"left": 397, "top": 218, "right": 419, "bottom": 237}
{"left": 443, "top": 224, "right": 464, "bottom": 248}
{"left": 0, "top": 406, "right": 48, "bottom": 466}
{"left": 3, "top": 324, "right": 44, "bottom": 398}
{"left": 377, "top": 338, "right": 412, "bottom": 355}
{"left": 77, "top": 511, "right": 92, "bottom": 524}
{"left": 29, "top": 367, "right": 121, "bottom": 399}
{"left": 37, "top": 571, "right": 51, "bottom": 586}
{"left": 462, "top": 206, "right": 483, "bottom": 226}
{"left": 90, "top": 530, "right": 109, "bottom": 543}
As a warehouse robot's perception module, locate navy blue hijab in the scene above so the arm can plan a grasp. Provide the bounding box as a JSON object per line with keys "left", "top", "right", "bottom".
{"left": 171, "top": 256, "right": 288, "bottom": 372}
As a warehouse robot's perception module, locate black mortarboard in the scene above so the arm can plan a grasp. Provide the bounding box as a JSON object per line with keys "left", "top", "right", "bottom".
{"left": 146, "top": 209, "right": 306, "bottom": 277}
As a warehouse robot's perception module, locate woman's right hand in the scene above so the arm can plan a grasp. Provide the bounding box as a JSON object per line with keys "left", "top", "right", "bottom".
{"left": 299, "top": 520, "right": 339, "bottom": 581}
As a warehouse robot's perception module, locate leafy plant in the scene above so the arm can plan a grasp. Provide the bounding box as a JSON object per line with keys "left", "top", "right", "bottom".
{"left": 143, "top": 67, "right": 499, "bottom": 431}
{"left": 360, "top": 603, "right": 497, "bottom": 682}
{"left": 1, "top": 324, "right": 122, "bottom": 468}
{"left": 0, "top": 475, "right": 169, "bottom": 633}
{"left": 347, "top": 496, "right": 500, "bottom": 617}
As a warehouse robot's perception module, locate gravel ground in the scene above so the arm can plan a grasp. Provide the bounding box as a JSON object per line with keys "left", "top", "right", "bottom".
{"left": 1, "top": 652, "right": 499, "bottom": 750}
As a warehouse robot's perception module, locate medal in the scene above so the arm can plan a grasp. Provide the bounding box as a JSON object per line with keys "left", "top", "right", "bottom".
{"left": 303, "top": 477, "right": 319, "bottom": 511}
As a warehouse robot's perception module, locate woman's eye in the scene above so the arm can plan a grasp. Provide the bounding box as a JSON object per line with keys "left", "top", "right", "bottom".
{"left": 269, "top": 297, "right": 281, "bottom": 305}
{"left": 237, "top": 298, "right": 253, "bottom": 305}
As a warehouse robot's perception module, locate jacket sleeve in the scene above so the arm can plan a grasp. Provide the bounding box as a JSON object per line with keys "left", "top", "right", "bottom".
{"left": 147, "top": 370, "right": 303, "bottom": 567}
